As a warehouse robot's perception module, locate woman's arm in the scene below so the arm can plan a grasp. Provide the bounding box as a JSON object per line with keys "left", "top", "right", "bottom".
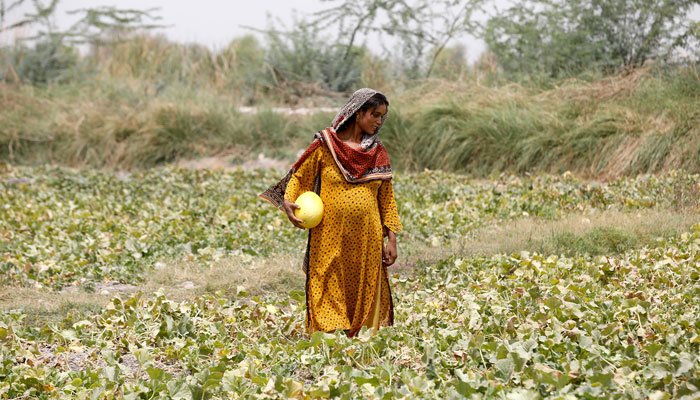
{"left": 378, "top": 181, "right": 402, "bottom": 266}
{"left": 383, "top": 230, "right": 397, "bottom": 266}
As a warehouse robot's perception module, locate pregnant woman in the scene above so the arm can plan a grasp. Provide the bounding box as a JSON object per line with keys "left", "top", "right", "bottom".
{"left": 260, "top": 88, "right": 402, "bottom": 337}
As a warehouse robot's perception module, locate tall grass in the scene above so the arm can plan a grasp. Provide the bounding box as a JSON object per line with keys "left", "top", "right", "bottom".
{"left": 385, "top": 66, "right": 700, "bottom": 177}
{"left": 0, "top": 78, "right": 334, "bottom": 168}
{"left": 1, "top": 33, "right": 699, "bottom": 177}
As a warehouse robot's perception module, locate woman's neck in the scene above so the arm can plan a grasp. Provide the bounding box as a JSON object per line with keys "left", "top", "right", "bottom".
{"left": 337, "top": 123, "right": 364, "bottom": 145}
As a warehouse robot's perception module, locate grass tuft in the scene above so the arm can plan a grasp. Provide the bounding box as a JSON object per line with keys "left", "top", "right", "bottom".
{"left": 548, "top": 226, "right": 638, "bottom": 256}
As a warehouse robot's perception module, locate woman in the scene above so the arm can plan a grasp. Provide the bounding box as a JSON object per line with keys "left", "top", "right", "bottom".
{"left": 260, "top": 88, "right": 402, "bottom": 337}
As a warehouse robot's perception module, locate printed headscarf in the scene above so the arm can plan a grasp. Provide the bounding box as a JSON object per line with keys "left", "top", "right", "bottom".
{"left": 331, "top": 87, "right": 389, "bottom": 150}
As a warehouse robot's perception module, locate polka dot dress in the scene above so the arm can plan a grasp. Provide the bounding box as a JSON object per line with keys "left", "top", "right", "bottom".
{"left": 284, "top": 144, "right": 403, "bottom": 335}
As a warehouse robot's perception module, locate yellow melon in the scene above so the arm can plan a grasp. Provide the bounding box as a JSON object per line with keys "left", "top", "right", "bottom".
{"left": 294, "top": 191, "right": 323, "bottom": 229}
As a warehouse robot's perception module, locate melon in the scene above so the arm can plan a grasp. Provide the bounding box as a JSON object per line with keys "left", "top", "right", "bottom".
{"left": 294, "top": 191, "right": 323, "bottom": 229}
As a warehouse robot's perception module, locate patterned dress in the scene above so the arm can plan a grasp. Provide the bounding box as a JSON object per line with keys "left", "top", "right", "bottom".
{"left": 284, "top": 143, "right": 402, "bottom": 334}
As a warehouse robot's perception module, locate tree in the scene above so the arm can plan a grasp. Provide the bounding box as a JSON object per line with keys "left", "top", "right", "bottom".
{"left": 312, "top": 0, "right": 484, "bottom": 78}
{"left": 0, "top": 0, "right": 162, "bottom": 84}
{"left": 484, "top": 0, "right": 700, "bottom": 77}
{"left": 1, "top": 0, "right": 162, "bottom": 44}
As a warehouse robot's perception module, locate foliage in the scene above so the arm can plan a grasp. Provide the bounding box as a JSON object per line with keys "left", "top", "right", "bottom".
{"left": 0, "top": 218, "right": 699, "bottom": 397}
{"left": 0, "top": 0, "right": 161, "bottom": 84}
{"left": 0, "top": 166, "right": 696, "bottom": 291}
{"left": 548, "top": 226, "right": 638, "bottom": 257}
{"left": 0, "top": 166, "right": 699, "bottom": 397}
{"left": 0, "top": 39, "right": 79, "bottom": 83}
{"left": 382, "top": 0, "right": 483, "bottom": 78}
{"left": 313, "top": 0, "right": 484, "bottom": 78}
{"left": 0, "top": 79, "right": 337, "bottom": 167}
{"left": 484, "top": 0, "right": 700, "bottom": 77}
{"left": 384, "top": 67, "right": 700, "bottom": 175}
{"left": 2, "top": 67, "right": 700, "bottom": 176}
{"left": 1, "top": 0, "right": 162, "bottom": 44}
{"left": 217, "top": 35, "right": 267, "bottom": 101}
{"left": 430, "top": 44, "right": 469, "bottom": 80}
{"left": 261, "top": 17, "right": 365, "bottom": 94}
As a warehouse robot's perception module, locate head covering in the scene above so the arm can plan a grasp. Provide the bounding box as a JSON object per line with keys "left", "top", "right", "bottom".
{"left": 259, "top": 88, "right": 393, "bottom": 211}
{"left": 331, "top": 88, "right": 389, "bottom": 151}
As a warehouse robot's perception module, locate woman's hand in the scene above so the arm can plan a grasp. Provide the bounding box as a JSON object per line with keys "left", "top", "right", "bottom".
{"left": 382, "top": 230, "right": 397, "bottom": 266}
{"left": 283, "top": 199, "right": 305, "bottom": 229}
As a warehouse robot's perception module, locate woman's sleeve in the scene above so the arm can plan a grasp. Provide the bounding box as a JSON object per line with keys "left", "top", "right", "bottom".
{"left": 285, "top": 147, "right": 322, "bottom": 202}
{"left": 378, "top": 180, "right": 403, "bottom": 234}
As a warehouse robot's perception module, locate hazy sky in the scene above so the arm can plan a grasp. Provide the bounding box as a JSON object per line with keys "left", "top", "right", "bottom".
{"left": 2, "top": 1, "right": 699, "bottom": 62}
{"left": 1, "top": 0, "right": 489, "bottom": 61}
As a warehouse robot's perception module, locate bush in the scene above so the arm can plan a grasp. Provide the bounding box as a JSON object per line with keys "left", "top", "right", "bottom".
{"left": 1, "top": 40, "right": 80, "bottom": 84}
{"left": 263, "top": 19, "right": 364, "bottom": 93}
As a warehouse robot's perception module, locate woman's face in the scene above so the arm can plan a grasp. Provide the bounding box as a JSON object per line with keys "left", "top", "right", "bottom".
{"left": 356, "top": 103, "right": 387, "bottom": 135}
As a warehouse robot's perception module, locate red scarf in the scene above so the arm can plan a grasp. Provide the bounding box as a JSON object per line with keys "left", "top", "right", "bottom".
{"left": 294, "top": 128, "right": 392, "bottom": 183}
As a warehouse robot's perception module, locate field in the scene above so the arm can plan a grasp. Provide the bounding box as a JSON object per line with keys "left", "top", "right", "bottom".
{"left": 2, "top": 8, "right": 700, "bottom": 398}
{"left": 1, "top": 165, "right": 699, "bottom": 398}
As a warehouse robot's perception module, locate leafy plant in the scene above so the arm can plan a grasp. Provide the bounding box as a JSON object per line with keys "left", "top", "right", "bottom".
{"left": 484, "top": 0, "right": 700, "bottom": 77}
{"left": 1, "top": 219, "right": 699, "bottom": 397}
{"left": 0, "top": 166, "right": 693, "bottom": 290}
{"left": 260, "top": 17, "right": 365, "bottom": 95}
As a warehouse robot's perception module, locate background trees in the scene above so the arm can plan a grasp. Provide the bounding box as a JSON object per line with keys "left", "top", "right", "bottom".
{"left": 484, "top": 0, "right": 700, "bottom": 78}
{"left": 311, "top": 0, "right": 484, "bottom": 78}
{"left": 1, "top": 0, "right": 699, "bottom": 89}
{"left": 1, "top": 0, "right": 161, "bottom": 84}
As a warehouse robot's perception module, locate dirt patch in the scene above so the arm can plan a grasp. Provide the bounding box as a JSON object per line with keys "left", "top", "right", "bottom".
{"left": 238, "top": 106, "right": 336, "bottom": 116}
{"left": 177, "top": 153, "right": 289, "bottom": 171}
{"left": 24, "top": 343, "right": 183, "bottom": 378}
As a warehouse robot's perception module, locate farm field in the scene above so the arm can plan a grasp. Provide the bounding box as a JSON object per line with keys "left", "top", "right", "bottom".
{"left": 1, "top": 166, "right": 699, "bottom": 398}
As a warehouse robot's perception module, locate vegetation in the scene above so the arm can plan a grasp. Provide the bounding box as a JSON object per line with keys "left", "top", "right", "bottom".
{"left": 3, "top": 166, "right": 694, "bottom": 290}
{"left": 385, "top": 67, "right": 700, "bottom": 176}
{"left": 1, "top": 168, "right": 699, "bottom": 398}
{"left": 1, "top": 2, "right": 700, "bottom": 396}
{"left": 484, "top": 0, "right": 700, "bottom": 77}
{"left": 2, "top": 64, "right": 698, "bottom": 176}
{"left": 1, "top": 1, "right": 699, "bottom": 176}
{"left": 310, "top": 0, "right": 483, "bottom": 78}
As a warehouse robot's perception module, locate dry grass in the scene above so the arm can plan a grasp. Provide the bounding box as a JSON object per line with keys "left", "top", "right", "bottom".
{"left": 397, "top": 208, "right": 699, "bottom": 279}
{"left": 459, "top": 208, "right": 699, "bottom": 256}
{"left": 0, "top": 253, "right": 305, "bottom": 326}
{"left": 145, "top": 254, "right": 305, "bottom": 297}
{"left": 382, "top": 67, "right": 700, "bottom": 178}
{"left": 3, "top": 67, "right": 699, "bottom": 176}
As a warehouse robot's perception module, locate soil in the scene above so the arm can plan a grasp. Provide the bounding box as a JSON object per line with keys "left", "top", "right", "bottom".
{"left": 177, "top": 152, "right": 290, "bottom": 171}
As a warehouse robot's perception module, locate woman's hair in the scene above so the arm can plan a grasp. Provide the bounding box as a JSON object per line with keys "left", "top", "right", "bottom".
{"left": 337, "top": 93, "right": 389, "bottom": 132}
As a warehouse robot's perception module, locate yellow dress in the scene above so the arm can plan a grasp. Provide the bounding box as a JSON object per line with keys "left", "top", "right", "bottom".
{"left": 284, "top": 144, "right": 403, "bottom": 335}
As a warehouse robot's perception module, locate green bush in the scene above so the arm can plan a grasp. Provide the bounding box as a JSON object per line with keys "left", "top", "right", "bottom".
{"left": 264, "top": 19, "right": 364, "bottom": 93}
{"left": 1, "top": 40, "right": 80, "bottom": 84}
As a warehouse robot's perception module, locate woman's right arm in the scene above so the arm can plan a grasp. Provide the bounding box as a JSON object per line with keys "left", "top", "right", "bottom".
{"left": 284, "top": 147, "right": 322, "bottom": 229}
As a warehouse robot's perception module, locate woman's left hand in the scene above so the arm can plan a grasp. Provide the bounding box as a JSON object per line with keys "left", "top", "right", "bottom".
{"left": 383, "top": 231, "right": 397, "bottom": 266}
